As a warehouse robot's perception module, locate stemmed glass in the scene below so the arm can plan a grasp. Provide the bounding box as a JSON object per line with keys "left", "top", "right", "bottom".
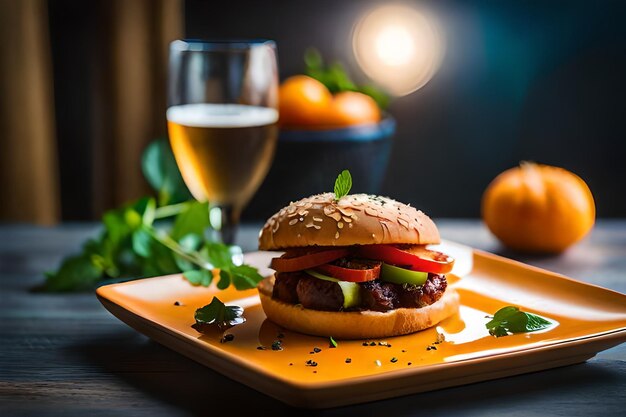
{"left": 167, "top": 40, "right": 279, "bottom": 244}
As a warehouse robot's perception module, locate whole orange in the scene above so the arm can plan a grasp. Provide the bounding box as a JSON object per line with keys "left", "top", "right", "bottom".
{"left": 481, "top": 162, "right": 595, "bottom": 253}
{"left": 278, "top": 75, "right": 332, "bottom": 127}
{"left": 323, "top": 91, "right": 381, "bottom": 127}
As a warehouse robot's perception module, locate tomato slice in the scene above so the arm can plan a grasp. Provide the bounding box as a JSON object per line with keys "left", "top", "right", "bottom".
{"left": 270, "top": 248, "right": 349, "bottom": 272}
{"left": 355, "top": 245, "right": 454, "bottom": 274}
{"left": 316, "top": 259, "right": 381, "bottom": 282}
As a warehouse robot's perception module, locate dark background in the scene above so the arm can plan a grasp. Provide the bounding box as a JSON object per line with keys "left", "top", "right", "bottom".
{"left": 51, "top": 0, "right": 626, "bottom": 219}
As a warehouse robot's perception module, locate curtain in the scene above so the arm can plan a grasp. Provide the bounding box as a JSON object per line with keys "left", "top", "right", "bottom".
{"left": 0, "top": 0, "right": 184, "bottom": 224}
{"left": 94, "top": 0, "right": 184, "bottom": 215}
{"left": 0, "top": 0, "right": 59, "bottom": 224}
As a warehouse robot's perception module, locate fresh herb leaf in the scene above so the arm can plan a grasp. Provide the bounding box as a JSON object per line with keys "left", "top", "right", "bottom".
{"left": 329, "top": 336, "right": 338, "bottom": 348}
{"left": 202, "top": 242, "right": 234, "bottom": 269}
{"left": 217, "top": 269, "right": 231, "bottom": 290}
{"left": 193, "top": 297, "right": 245, "bottom": 332}
{"left": 230, "top": 264, "right": 264, "bottom": 290}
{"left": 183, "top": 269, "right": 213, "bottom": 287}
{"left": 132, "top": 227, "right": 153, "bottom": 257}
{"left": 44, "top": 254, "right": 103, "bottom": 291}
{"left": 181, "top": 243, "right": 263, "bottom": 290}
{"left": 486, "top": 306, "right": 552, "bottom": 337}
{"left": 171, "top": 201, "right": 210, "bottom": 241}
{"left": 304, "top": 48, "right": 323, "bottom": 70}
{"left": 141, "top": 138, "right": 192, "bottom": 206}
{"left": 334, "top": 170, "right": 352, "bottom": 200}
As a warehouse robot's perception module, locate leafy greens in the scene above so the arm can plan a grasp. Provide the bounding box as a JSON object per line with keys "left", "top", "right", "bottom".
{"left": 44, "top": 139, "right": 263, "bottom": 292}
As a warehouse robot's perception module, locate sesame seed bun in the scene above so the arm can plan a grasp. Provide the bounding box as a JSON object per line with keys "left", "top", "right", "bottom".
{"left": 258, "top": 193, "right": 440, "bottom": 250}
{"left": 257, "top": 276, "right": 460, "bottom": 339}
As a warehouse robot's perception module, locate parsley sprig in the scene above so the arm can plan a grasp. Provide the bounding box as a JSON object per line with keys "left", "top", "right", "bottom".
{"left": 44, "top": 139, "right": 263, "bottom": 292}
{"left": 486, "top": 306, "right": 553, "bottom": 337}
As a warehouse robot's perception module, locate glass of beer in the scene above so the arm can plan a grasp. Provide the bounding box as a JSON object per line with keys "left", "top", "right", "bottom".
{"left": 167, "top": 40, "right": 279, "bottom": 244}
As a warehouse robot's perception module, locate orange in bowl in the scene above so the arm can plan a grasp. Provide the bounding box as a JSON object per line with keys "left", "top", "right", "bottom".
{"left": 481, "top": 162, "right": 595, "bottom": 253}
{"left": 323, "top": 91, "right": 381, "bottom": 128}
{"left": 278, "top": 75, "right": 332, "bottom": 127}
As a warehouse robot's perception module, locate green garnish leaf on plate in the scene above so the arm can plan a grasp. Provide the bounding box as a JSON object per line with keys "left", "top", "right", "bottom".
{"left": 193, "top": 296, "right": 246, "bottom": 333}
{"left": 334, "top": 170, "right": 352, "bottom": 200}
{"left": 486, "top": 306, "right": 552, "bottom": 337}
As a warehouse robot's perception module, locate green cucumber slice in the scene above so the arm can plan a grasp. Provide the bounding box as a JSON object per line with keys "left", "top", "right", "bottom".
{"left": 380, "top": 263, "right": 428, "bottom": 285}
{"left": 305, "top": 269, "right": 361, "bottom": 309}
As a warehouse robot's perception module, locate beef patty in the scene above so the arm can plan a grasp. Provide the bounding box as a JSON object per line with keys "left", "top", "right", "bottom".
{"left": 272, "top": 271, "right": 447, "bottom": 312}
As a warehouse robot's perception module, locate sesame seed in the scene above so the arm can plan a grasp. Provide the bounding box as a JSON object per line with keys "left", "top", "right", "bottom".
{"left": 375, "top": 360, "right": 382, "bottom": 367}
{"left": 335, "top": 231, "right": 340, "bottom": 239}
{"left": 338, "top": 222, "right": 344, "bottom": 229}
{"left": 288, "top": 219, "right": 298, "bottom": 226}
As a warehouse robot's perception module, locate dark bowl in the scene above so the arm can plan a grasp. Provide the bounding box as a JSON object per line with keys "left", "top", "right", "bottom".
{"left": 244, "top": 116, "right": 396, "bottom": 221}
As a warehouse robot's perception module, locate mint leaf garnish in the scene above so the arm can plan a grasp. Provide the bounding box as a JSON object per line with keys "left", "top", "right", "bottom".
{"left": 334, "top": 170, "right": 352, "bottom": 200}
{"left": 486, "top": 306, "right": 552, "bottom": 337}
{"left": 193, "top": 297, "right": 245, "bottom": 333}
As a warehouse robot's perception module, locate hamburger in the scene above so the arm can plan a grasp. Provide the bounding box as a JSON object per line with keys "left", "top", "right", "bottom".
{"left": 257, "top": 191, "right": 460, "bottom": 339}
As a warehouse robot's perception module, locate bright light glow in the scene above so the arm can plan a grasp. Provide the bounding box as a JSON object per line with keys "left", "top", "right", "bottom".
{"left": 353, "top": 5, "right": 444, "bottom": 96}
{"left": 375, "top": 26, "right": 415, "bottom": 66}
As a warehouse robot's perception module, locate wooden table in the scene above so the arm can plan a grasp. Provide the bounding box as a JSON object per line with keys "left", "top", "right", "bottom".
{"left": 1, "top": 221, "right": 625, "bottom": 416}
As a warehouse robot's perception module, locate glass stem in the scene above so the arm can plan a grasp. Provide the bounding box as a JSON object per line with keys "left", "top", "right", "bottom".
{"left": 210, "top": 205, "right": 240, "bottom": 245}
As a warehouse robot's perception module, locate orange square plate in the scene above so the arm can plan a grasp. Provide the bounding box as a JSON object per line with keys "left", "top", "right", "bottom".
{"left": 96, "top": 242, "right": 626, "bottom": 408}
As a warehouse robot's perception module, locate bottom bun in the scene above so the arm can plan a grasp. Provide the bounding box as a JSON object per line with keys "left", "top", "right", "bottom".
{"left": 257, "top": 276, "right": 460, "bottom": 339}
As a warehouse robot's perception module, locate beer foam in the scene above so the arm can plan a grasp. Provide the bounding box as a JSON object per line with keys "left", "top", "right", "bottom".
{"left": 167, "top": 103, "right": 278, "bottom": 128}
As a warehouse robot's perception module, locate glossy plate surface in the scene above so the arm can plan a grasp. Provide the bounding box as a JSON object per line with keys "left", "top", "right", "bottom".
{"left": 96, "top": 242, "right": 626, "bottom": 408}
